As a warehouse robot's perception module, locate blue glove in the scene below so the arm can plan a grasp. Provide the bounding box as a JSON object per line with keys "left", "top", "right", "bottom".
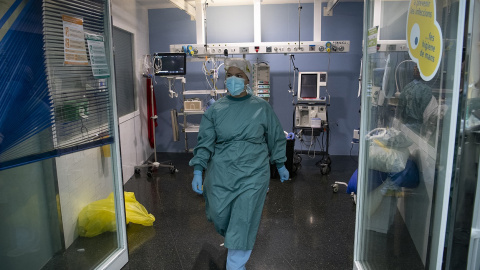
{"left": 277, "top": 166, "right": 290, "bottom": 183}
{"left": 192, "top": 170, "right": 203, "bottom": 194}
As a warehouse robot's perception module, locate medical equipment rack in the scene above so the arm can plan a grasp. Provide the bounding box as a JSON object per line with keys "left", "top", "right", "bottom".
{"left": 292, "top": 102, "right": 331, "bottom": 175}
{"left": 177, "top": 89, "right": 227, "bottom": 152}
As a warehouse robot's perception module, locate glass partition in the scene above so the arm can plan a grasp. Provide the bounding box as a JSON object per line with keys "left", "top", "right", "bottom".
{"left": 0, "top": 158, "right": 62, "bottom": 269}
{"left": 0, "top": 0, "right": 127, "bottom": 269}
{"left": 445, "top": 0, "right": 480, "bottom": 268}
{"left": 355, "top": 0, "right": 466, "bottom": 269}
{"left": 0, "top": 146, "right": 123, "bottom": 270}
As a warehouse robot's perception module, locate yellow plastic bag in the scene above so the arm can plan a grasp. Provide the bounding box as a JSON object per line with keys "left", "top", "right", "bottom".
{"left": 78, "top": 192, "right": 155, "bottom": 237}
{"left": 124, "top": 192, "right": 155, "bottom": 226}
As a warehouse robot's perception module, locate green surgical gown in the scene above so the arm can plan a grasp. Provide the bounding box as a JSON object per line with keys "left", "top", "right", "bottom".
{"left": 397, "top": 80, "right": 432, "bottom": 125}
{"left": 189, "top": 94, "right": 286, "bottom": 250}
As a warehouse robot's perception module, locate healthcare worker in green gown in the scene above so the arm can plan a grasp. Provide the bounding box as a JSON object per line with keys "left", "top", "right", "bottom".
{"left": 189, "top": 58, "right": 290, "bottom": 270}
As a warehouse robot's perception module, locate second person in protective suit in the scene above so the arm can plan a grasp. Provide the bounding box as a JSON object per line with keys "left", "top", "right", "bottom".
{"left": 189, "top": 58, "right": 290, "bottom": 270}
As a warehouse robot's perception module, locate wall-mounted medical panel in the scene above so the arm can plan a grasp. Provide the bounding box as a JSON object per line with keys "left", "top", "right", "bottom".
{"left": 376, "top": 41, "right": 408, "bottom": 52}
{"left": 170, "top": 41, "right": 350, "bottom": 56}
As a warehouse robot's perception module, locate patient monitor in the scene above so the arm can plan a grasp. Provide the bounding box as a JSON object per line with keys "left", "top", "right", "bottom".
{"left": 297, "top": 72, "right": 327, "bottom": 103}
{"left": 153, "top": 52, "right": 186, "bottom": 76}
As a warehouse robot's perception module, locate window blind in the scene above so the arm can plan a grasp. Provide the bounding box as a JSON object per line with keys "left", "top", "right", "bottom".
{"left": 0, "top": 0, "right": 115, "bottom": 170}
{"left": 43, "top": 0, "right": 113, "bottom": 149}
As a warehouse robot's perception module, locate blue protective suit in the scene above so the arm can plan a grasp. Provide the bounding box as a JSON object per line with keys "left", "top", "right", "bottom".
{"left": 189, "top": 94, "right": 286, "bottom": 250}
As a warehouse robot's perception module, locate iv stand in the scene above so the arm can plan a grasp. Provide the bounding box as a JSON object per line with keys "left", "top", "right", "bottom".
{"left": 134, "top": 75, "right": 178, "bottom": 178}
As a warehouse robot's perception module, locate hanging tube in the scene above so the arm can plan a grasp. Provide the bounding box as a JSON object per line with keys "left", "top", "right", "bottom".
{"left": 298, "top": 0, "right": 302, "bottom": 49}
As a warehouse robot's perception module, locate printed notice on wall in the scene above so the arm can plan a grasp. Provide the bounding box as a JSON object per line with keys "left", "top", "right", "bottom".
{"left": 86, "top": 33, "right": 110, "bottom": 79}
{"left": 367, "top": 26, "right": 378, "bottom": 54}
{"left": 62, "top": 15, "right": 88, "bottom": 66}
{"left": 406, "top": 0, "right": 443, "bottom": 81}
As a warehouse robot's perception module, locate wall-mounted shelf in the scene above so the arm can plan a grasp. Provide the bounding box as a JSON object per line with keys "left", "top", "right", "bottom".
{"left": 183, "top": 90, "right": 227, "bottom": 95}
{"left": 184, "top": 126, "right": 200, "bottom": 133}
{"left": 376, "top": 41, "right": 408, "bottom": 52}
{"left": 180, "top": 110, "right": 205, "bottom": 115}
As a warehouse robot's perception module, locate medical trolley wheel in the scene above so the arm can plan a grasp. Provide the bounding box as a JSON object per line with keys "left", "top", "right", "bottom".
{"left": 351, "top": 192, "right": 357, "bottom": 204}
{"left": 147, "top": 168, "right": 153, "bottom": 178}
{"left": 168, "top": 162, "right": 178, "bottom": 174}
{"left": 325, "top": 156, "right": 331, "bottom": 165}
{"left": 332, "top": 181, "right": 348, "bottom": 194}
{"left": 320, "top": 164, "right": 330, "bottom": 175}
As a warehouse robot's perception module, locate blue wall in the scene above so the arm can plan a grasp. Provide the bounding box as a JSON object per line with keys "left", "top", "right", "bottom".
{"left": 148, "top": 2, "right": 363, "bottom": 155}
{"left": 261, "top": 4, "right": 314, "bottom": 41}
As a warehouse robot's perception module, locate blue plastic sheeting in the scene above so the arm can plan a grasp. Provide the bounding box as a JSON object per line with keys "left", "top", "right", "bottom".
{"left": 0, "top": 0, "right": 54, "bottom": 160}
{"left": 0, "top": 0, "right": 24, "bottom": 29}
{"left": 346, "top": 169, "right": 358, "bottom": 194}
{"left": 347, "top": 159, "right": 420, "bottom": 194}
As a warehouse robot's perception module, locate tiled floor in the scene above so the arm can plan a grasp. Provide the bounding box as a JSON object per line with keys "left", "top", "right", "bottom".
{"left": 121, "top": 153, "right": 358, "bottom": 270}
{"left": 42, "top": 152, "right": 425, "bottom": 270}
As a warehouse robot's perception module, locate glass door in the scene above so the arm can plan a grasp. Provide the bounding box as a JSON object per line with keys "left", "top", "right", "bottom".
{"left": 465, "top": 2, "right": 480, "bottom": 268}
{"left": 0, "top": 0, "right": 128, "bottom": 269}
{"left": 445, "top": 0, "right": 480, "bottom": 268}
{"left": 354, "top": 0, "right": 466, "bottom": 268}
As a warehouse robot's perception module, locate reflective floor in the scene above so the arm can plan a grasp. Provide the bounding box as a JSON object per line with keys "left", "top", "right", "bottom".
{"left": 122, "top": 153, "right": 358, "bottom": 270}
{"left": 42, "top": 232, "right": 117, "bottom": 270}
{"left": 40, "top": 152, "right": 424, "bottom": 269}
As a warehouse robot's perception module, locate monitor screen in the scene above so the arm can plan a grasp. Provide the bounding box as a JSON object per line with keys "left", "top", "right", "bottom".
{"left": 300, "top": 74, "right": 318, "bottom": 99}
{"left": 154, "top": 53, "right": 186, "bottom": 76}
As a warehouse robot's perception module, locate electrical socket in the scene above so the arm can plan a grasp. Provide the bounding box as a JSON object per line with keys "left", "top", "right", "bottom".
{"left": 240, "top": 47, "right": 249, "bottom": 53}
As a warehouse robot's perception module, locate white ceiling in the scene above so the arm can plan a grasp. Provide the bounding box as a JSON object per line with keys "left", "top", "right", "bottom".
{"left": 136, "top": 0, "right": 363, "bottom": 17}
{"left": 137, "top": 0, "right": 317, "bottom": 10}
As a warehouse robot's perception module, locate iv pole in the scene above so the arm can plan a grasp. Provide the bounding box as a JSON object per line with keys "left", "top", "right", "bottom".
{"left": 134, "top": 57, "right": 178, "bottom": 177}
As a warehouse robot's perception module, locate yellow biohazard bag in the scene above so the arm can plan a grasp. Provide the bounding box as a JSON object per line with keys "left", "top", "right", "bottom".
{"left": 78, "top": 192, "right": 155, "bottom": 237}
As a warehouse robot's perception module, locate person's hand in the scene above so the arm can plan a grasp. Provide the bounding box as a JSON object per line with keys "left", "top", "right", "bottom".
{"left": 192, "top": 170, "right": 203, "bottom": 194}
{"left": 277, "top": 166, "right": 290, "bottom": 183}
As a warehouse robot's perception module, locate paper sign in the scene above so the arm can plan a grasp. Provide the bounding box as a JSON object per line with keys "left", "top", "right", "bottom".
{"left": 367, "top": 26, "right": 378, "bottom": 54}
{"left": 62, "top": 15, "right": 88, "bottom": 65}
{"left": 406, "top": 0, "right": 443, "bottom": 81}
{"left": 86, "top": 33, "right": 110, "bottom": 78}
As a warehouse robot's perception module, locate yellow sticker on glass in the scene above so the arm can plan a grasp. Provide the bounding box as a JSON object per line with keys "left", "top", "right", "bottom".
{"left": 406, "top": 0, "right": 443, "bottom": 81}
